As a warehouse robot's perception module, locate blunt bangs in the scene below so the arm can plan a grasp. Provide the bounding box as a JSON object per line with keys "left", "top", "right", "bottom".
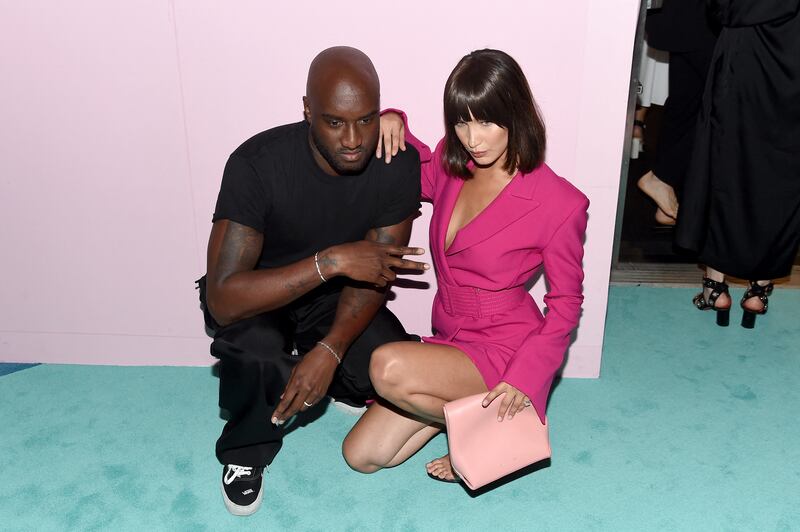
{"left": 443, "top": 67, "right": 513, "bottom": 130}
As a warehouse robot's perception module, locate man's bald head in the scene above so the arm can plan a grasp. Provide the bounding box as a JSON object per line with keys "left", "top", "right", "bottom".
{"left": 303, "top": 47, "right": 381, "bottom": 176}
{"left": 306, "top": 46, "right": 380, "bottom": 101}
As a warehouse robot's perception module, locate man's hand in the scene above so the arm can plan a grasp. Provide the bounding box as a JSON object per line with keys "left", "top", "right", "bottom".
{"left": 320, "top": 240, "right": 428, "bottom": 287}
{"left": 271, "top": 345, "right": 339, "bottom": 425}
{"left": 377, "top": 112, "right": 406, "bottom": 163}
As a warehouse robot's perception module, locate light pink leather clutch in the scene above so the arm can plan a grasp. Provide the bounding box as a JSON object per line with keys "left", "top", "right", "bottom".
{"left": 443, "top": 393, "right": 550, "bottom": 490}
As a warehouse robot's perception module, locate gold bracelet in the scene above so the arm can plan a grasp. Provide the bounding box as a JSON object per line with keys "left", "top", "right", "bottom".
{"left": 316, "top": 341, "right": 341, "bottom": 364}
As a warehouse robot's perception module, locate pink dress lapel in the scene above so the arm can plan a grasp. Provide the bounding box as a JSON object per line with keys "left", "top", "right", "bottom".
{"left": 442, "top": 173, "right": 542, "bottom": 257}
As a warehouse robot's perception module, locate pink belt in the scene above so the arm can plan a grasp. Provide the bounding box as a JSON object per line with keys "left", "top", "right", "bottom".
{"left": 438, "top": 284, "right": 528, "bottom": 318}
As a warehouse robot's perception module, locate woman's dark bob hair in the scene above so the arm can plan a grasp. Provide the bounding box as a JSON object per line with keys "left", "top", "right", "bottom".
{"left": 442, "top": 49, "right": 546, "bottom": 178}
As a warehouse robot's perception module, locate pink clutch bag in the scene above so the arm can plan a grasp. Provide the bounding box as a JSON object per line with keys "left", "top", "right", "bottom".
{"left": 442, "top": 393, "right": 551, "bottom": 490}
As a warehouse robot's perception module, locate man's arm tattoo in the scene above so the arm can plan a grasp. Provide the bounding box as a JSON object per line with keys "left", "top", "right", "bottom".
{"left": 348, "top": 287, "right": 378, "bottom": 319}
{"left": 369, "top": 226, "right": 397, "bottom": 245}
{"left": 217, "top": 222, "right": 262, "bottom": 279}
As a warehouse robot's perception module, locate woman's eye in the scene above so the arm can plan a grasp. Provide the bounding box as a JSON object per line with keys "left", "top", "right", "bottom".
{"left": 479, "top": 120, "right": 492, "bottom": 126}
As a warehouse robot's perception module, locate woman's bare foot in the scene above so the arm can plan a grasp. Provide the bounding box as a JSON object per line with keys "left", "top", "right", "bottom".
{"left": 426, "top": 454, "right": 459, "bottom": 482}
{"left": 654, "top": 207, "right": 677, "bottom": 226}
{"left": 637, "top": 171, "right": 679, "bottom": 219}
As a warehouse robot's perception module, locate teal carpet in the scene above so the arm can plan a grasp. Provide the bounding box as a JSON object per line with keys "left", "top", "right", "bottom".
{"left": 1, "top": 286, "right": 798, "bottom": 531}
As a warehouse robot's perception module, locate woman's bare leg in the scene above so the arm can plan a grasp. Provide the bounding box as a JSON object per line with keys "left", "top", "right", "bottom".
{"left": 369, "top": 341, "right": 487, "bottom": 423}
{"left": 342, "top": 341, "right": 487, "bottom": 477}
{"left": 343, "top": 399, "right": 441, "bottom": 473}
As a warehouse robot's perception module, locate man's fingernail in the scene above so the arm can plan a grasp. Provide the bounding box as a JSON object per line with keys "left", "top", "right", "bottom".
{"left": 271, "top": 417, "right": 277, "bottom": 424}
{"left": 423, "top": 264, "right": 430, "bottom": 270}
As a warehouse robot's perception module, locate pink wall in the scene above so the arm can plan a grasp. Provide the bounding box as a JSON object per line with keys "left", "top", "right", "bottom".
{"left": 0, "top": 0, "right": 640, "bottom": 377}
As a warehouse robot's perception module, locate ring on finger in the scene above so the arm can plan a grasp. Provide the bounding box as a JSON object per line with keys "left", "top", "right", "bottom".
{"left": 303, "top": 401, "right": 314, "bottom": 408}
{"left": 523, "top": 398, "right": 531, "bottom": 407}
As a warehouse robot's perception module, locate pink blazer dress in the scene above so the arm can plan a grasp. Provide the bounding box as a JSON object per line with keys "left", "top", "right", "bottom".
{"left": 403, "top": 121, "right": 589, "bottom": 423}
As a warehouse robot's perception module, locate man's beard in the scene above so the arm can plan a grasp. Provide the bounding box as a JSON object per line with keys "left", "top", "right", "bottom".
{"left": 310, "top": 128, "right": 371, "bottom": 175}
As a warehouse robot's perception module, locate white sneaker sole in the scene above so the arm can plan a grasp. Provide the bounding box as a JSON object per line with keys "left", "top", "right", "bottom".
{"left": 221, "top": 477, "right": 264, "bottom": 516}
{"left": 328, "top": 397, "right": 368, "bottom": 416}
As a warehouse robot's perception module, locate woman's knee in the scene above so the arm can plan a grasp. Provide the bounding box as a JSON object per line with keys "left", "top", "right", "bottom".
{"left": 342, "top": 432, "right": 382, "bottom": 474}
{"left": 369, "top": 343, "right": 406, "bottom": 397}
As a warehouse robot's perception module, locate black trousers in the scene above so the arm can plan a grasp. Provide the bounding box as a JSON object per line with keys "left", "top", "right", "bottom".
{"left": 199, "top": 280, "right": 410, "bottom": 467}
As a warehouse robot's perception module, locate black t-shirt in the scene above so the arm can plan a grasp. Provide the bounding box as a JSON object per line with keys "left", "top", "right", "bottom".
{"left": 213, "top": 121, "right": 421, "bottom": 269}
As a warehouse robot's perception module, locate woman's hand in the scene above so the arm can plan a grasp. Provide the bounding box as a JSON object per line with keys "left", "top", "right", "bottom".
{"left": 377, "top": 112, "right": 406, "bottom": 163}
{"left": 482, "top": 381, "right": 532, "bottom": 421}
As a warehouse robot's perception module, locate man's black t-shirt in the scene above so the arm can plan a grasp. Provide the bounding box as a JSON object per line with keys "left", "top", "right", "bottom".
{"left": 213, "top": 121, "right": 421, "bottom": 270}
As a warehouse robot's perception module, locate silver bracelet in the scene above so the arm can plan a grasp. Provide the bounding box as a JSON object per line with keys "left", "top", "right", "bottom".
{"left": 316, "top": 341, "right": 341, "bottom": 364}
{"left": 314, "top": 252, "right": 327, "bottom": 283}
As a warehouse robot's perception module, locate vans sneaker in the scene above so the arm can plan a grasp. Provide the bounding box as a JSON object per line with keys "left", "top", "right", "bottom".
{"left": 221, "top": 464, "right": 264, "bottom": 516}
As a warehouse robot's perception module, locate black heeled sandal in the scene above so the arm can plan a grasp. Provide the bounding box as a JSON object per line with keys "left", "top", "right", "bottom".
{"left": 693, "top": 277, "right": 731, "bottom": 327}
{"left": 740, "top": 281, "right": 774, "bottom": 329}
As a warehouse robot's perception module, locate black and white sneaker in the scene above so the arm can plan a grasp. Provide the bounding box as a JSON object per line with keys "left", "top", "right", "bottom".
{"left": 221, "top": 464, "right": 265, "bottom": 516}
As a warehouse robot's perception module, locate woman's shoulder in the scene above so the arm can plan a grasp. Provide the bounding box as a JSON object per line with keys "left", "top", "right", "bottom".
{"left": 526, "top": 163, "right": 589, "bottom": 211}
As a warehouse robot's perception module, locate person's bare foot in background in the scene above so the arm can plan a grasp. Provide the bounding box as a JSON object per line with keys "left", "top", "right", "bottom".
{"left": 638, "top": 171, "right": 679, "bottom": 224}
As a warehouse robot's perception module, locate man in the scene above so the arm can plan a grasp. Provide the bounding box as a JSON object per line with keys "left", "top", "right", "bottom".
{"left": 199, "top": 46, "right": 426, "bottom": 516}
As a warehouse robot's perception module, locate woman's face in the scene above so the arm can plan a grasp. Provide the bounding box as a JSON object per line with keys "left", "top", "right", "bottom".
{"left": 454, "top": 111, "right": 509, "bottom": 169}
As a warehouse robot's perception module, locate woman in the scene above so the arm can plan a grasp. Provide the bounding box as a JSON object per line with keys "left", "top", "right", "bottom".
{"left": 676, "top": 1, "right": 800, "bottom": 329}
{"left": 342, "top": 49, "right": 589, "bottom": 482}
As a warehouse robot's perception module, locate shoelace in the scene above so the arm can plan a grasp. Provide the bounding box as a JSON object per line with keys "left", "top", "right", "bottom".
{"left": 224, "top": 465, "right": 253, "bottom": 485}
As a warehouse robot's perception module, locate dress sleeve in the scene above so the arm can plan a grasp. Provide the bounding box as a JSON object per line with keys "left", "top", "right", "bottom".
{"left": 710, "top": 0, "right": 800, "bottom": 26}
{"left": 381, "top": 108, "right": 436, "bottom": 201}
{"left": 501, "top": 196, "right": 590, "bottom": 423}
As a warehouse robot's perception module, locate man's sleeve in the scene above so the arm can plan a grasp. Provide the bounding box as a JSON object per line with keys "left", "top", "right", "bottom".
{"left": 372, "top": 147, "right": 422, "bottom": 228}
{"left": 212, "top": 155, "right": 269, "bottom": 232}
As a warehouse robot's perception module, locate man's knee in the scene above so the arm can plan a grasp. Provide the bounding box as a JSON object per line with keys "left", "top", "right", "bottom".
{"left": 342, "top": 432, "right": 382, "bottom": 474}
{"left": 212, "top": 314, "right": 291, "bottom": 366}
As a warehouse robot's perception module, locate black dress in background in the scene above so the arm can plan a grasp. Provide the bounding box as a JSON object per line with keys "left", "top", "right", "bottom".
{"left": 676, "top": 0, "right": 800, "bottom": 280}
{"left": 645, "top": 0, "right": 718, "bottom": 198}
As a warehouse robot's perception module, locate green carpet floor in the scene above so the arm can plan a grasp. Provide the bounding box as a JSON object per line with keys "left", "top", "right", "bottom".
{"left": 1, "top": 286, "right": 798, "bottom": 531}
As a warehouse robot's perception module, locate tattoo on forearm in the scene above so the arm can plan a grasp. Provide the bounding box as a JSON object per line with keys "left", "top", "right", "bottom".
{"left": 346, "top": 285, "right": 386, "bottom": 319}
{"left": 371, "top": 227, "right": 397, "bottom": 245}
{"left": 283, "top": 278, "right": 312, "bottom": 298}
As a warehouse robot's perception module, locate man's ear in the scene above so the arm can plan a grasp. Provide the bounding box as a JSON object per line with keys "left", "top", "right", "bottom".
{"left": 302, "top": 96, "right": 311, "bottom": 123}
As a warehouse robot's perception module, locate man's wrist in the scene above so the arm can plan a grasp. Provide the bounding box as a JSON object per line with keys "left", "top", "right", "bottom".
{"left": 318, "top": 336, "right": 349, "bottom": 362}
{"left": 317, "top": 247, "right": 340, "bottom": 279}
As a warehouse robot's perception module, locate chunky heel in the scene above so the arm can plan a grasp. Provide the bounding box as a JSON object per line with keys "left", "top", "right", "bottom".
{"left": 741, "top": 310, "right": 756, "bottom": 329}
{"left": 693, "top": 277, "right": 731, "bottom": 327}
